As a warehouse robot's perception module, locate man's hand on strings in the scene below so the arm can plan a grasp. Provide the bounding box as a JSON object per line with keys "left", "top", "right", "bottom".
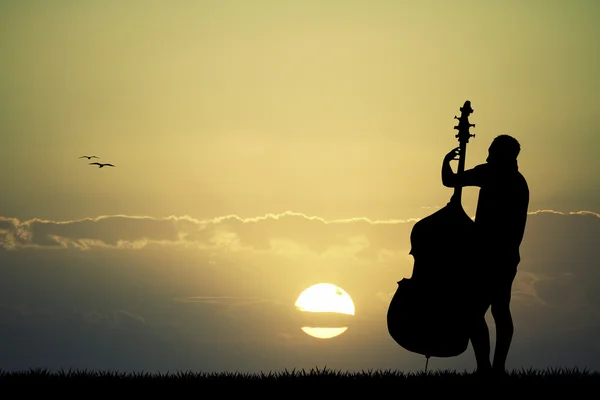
{"left": 444, "top": 147, "right": 461, "bottom": 163}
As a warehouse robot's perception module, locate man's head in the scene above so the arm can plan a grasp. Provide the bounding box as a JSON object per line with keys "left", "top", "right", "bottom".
{"left": 487, "top": 134, "right": 521, "bottom": 164}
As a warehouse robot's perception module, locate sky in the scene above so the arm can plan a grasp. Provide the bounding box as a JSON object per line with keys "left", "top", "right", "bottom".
{"left": 0, "top": 0, "right": 599, "bottom": 374}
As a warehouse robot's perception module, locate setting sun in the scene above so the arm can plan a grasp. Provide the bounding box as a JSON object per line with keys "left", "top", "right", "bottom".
{"left": 295, "top": 283, "right": 356, "bottom": 316}
{"left": 295, "top": 283, "right": 355, "bottom": 339}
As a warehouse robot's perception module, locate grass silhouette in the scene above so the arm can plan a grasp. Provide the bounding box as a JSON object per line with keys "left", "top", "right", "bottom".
{"left": 1, "top": 367, "right": 598, "bottom": 388}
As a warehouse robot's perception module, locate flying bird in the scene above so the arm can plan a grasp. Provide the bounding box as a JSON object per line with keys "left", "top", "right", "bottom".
{"left": 89, "top": 162, "right": 114, "bottom": 168}
{"left": 79, "top": 156, "right": 99, "bottom": 159}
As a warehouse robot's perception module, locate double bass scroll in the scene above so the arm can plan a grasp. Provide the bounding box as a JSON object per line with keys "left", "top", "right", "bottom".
{"left": 449, "top": 102, "right": 476, "bottom": 207}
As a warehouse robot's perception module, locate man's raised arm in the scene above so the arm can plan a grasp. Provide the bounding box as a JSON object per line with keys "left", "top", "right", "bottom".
{"left": 441, "top": 147, "right": 484, "bottom": 188}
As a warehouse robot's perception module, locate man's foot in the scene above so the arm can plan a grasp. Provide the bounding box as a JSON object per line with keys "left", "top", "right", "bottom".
{"left": 473, "top": 366, "right": 492, "bottom": 379}
{"left": 492, "top": 367, "right": 508, "bottom": 379}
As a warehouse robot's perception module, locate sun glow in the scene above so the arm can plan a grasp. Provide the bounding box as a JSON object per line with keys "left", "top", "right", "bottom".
{"left": 295, "top": 283, "right": 355, "bottom": 339}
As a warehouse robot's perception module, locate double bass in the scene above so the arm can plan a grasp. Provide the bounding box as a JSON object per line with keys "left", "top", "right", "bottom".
{"left": 387, "top": 100, "right": 478, "bottom": 362}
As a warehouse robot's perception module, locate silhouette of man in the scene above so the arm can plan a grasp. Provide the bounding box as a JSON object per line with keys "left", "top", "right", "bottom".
{"left": 441, "top": 134, "right": 529, "bottom": 376}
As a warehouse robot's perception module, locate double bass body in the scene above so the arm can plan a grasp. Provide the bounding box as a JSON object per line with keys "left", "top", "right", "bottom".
{"left": 387, "top": 101, "right": 479, "bottom": 359}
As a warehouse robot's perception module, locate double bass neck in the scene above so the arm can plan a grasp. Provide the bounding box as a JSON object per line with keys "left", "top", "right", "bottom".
{"left": 451, "top": 100, "right": 476, "bottom": 206}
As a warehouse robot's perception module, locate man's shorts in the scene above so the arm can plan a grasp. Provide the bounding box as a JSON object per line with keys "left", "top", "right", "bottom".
{"left": 470, "top": 259, "right": 519, "bottom": 316}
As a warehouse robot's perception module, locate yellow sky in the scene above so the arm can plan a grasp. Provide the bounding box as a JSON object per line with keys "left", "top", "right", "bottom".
{"left": 1, "top": 0, "right": 598, "bottom": 221}
{"left": 1, "top": 1, "right": 599, "bottom": 374}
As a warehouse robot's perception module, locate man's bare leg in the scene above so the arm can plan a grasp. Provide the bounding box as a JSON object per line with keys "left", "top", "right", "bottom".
{"left": 491, "top": 303, "right": 514, "bottom": 374}
{"left": 470, "top": 314, "right": 492, "bottom": 373}
{"left": 491, "top": 267, "right": 517, "bottom": 375}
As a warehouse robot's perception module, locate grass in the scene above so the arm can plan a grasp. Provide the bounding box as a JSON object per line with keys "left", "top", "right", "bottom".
{"left": 1, "top": 366, "right": 598, "bottom": 389}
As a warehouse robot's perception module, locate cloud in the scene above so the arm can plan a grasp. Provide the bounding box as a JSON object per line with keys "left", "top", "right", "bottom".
{"left": 0, "top": 211, "right": 421, "bottom": 252}
{"left": 1, "top": 209, "right": 596, "bottom": 252}
{"left": 83, "top": 309, "right": 147, "bottom": 330}
{"left": 0, "top": 215, "right": 184, "bottom": 249}
{"left": 2, "top": 209, "right": 599, "bottom": 312}
{"left": 173, "top": 296, "right": 263, "bottom": 303}
{"left": 0, "top": 209, "right": 599, "bottom": 373}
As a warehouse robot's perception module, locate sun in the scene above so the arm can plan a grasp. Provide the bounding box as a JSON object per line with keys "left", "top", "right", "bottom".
{"left": 295, "top": 283, "right": 355, "bottom": 339}
{"left": 295, "top": 283, "right": 355, "bottom": 315}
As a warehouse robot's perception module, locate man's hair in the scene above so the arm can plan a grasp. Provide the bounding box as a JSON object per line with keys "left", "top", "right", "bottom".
{"left": 490, "top": 134, "right": 521, "bottom": 160}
